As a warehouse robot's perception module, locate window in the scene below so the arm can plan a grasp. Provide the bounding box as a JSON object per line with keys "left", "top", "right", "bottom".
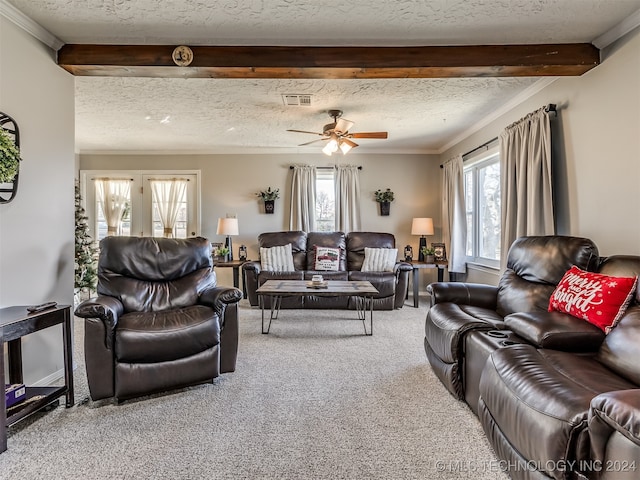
{"left": 464, "top": 146, "right": 501, "bottom": 268}
{"left": 80, "top": 170, "right": 201, "bottom": 241}
{"left": 315, "top": 168, "right": 335, "bottom": 232}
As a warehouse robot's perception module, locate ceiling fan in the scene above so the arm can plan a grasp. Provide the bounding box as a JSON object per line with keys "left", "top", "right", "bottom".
{"left": 287, "top": 110, "right": 388, "bottom": 155}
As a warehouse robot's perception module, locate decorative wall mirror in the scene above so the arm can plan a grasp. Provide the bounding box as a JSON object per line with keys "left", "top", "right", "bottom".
{"left": 0, "top": 112, "right": 21, "bottom": 204}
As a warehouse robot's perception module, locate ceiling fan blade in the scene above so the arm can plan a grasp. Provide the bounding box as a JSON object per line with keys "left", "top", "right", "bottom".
{"left": 298, "top": 138, "right": 329, "bottom": 146}
{"left": 334, "top": 118, "right": 354, "bottom": 134}
{"left": 287, "top": 129, "right": 324, "bottom": 135}
{"left": 350, "top": 132, "right": 388, "bottom": 139}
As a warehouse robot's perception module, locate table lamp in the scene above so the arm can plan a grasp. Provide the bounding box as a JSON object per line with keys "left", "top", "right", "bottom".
{"left": 411, "top": 217, "right": 434, "bottom": 261}
{"left": 216, "top": 217, "right": 239, "bottom": 261}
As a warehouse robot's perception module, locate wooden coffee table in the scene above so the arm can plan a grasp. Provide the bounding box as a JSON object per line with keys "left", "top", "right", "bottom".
{"left": 256, "top": 280, "right": 378, "bottom": 335}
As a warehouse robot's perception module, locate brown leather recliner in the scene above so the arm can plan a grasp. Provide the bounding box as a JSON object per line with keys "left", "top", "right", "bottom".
{"left": 478, "top": 255, "right": 640, "bottom": 480}
{"left": 424, "top": 235, "right": 600, "bottom": 400}
{"left": 75, "top": 236, "right": 242, "bottom": 402}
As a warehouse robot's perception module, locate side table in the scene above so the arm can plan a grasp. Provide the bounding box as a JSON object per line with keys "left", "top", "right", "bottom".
{"left": 0, "top": 305, "right": 75, "bottom": 453}
{"left": 407, "top": 261, "right": 448, "bottom": 308}
{"left": 213, "top": 259, "right": 249, "bottom": 298}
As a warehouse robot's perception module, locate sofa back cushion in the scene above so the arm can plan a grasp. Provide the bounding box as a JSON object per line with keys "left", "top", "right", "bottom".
{"left": 346, "top": 232, "right": 396, "bottom": 271}
{"left": 496, "top": 236, "right": 600, "bottom": 317}
{"left": 596, "top": 256, "right": 640, "bottom": 384}
{"left": 258, "top": 231, "right": 307, "bottom": 271}
{"left": 306, "top": 231, "right": 347, "bottom": 271}
{"left": 260, "top": 244, "right": 296, "bottom": 272}
{"left": 97, "top": 236, "right": 215, "bottom": 313}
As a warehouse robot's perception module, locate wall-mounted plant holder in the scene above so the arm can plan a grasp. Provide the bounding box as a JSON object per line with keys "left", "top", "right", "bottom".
{"left": 264, "top": 199, "right": 275, "bottom": 214}
{"left": 0, "top": 112, "right": 21, "bottom": 204}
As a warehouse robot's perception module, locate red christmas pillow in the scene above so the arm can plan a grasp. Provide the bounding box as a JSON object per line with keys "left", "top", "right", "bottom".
{"left": 548, "top": 265, "right": 638, "bottom": 333}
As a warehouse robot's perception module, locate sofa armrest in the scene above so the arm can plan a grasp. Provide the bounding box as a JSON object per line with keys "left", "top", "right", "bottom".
{"left": 394, "top": 261, "right": 413, "bottom": 274}
{"left": 199, "top": 286, "right": 242, "bottom": 323}
{"left": 427, "top": 282, "right": 498, "bottom": 309}
{"left": 242, "top": 260, "right": 261, "bottom": 274}
{"left": 74, "top": 295, "right": 123, "bottom": 322}
{"left": 243, "top": 261, "right": 261, "bottom": 306}
{"left": 505, "top": 311, "right": 605, "bottom": 351}
{"left": 393, "top": 261, "right": 413, "bottom": 308}
{"left": 588, "top": 390, "right": 640, "bottom": 476}
{"left": 74, "top": 295, "right": 123, "bottom": 350}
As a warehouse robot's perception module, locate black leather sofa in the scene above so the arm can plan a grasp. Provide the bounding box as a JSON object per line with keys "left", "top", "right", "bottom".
{"left": 243, "top": 231, "right": 412, "bottom": 310}
{"left": 424, "top": 236, "right": 640, "bottom": 480}
{"left": 75, "top": 236, "right": 242, "bottom": 402}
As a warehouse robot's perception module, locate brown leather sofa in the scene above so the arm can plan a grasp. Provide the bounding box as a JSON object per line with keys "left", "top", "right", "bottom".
{"left": 243, "top": 231, "right": 412, "bottom": 310}
{"left": 424, "top": 236, "right": 640, "bottom": 480}
{"left": 75, "top": 236, "right": 242, "bottom": 402}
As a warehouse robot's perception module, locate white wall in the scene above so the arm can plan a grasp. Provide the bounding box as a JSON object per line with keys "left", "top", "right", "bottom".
{"left": 79, "top": 152, "right": 444, "bottom": 289}
{"left": 0, "top": 18, "right": 75, "bottom": 384}
{"left": 440, "top": 27, "right": 640, "bottom": 285}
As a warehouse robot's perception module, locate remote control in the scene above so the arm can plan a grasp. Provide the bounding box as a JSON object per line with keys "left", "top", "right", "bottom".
{"left": 27, "top": 301, "right": 57, "bottom": 313}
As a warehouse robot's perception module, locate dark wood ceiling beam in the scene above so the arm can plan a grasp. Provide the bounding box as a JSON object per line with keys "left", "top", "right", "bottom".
{"left": 57, "top": 44, "right": 600, "bottom": 78}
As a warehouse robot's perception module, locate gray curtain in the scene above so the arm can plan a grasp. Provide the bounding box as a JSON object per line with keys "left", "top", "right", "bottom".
{"left": 334, "top": 165, "right": 361, "bottom": 233}
{"left": 442, "top": 155, "right": 467, "bottom": 274}
{"left": 289, "top": 165, "right": 316, "bottom": 232}
{"left": 500, "top": 107, "right": 554, "bottom": 268}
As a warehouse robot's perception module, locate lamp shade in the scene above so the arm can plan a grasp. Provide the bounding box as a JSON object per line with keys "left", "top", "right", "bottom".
{"left": 216, "top": 217, "right": 239, "bottom": 236}
{"left": 411, "top": 217, "right": 434, "bottom": 236}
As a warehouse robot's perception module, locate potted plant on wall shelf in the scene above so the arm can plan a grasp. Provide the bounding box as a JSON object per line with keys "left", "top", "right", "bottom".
{"left": 256, "top": 187, "right": 280, "bottom": 214}
{"left": 0, "top": 127, "right": 21, "bottom": 184}
{"left": 374, "top": 188, "right": 395, "bottom": 216}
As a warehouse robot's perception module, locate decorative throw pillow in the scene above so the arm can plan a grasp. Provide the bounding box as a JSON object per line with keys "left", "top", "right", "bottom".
{"left": 361, "top": 247, "right": 398, "bottom": 272}
{"left": 548, "top": 265, "right": 638, "bottom": 333}
{"left": 314, "top": 246, "right": 340, "bottom": 271}
{"left": 260, "top": 243, "right": 295, "bottom": 272}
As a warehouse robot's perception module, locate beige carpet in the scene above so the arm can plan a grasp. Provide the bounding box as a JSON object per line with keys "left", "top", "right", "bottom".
{"left": 0, "top": 299, "right": 508, "bottom": 480}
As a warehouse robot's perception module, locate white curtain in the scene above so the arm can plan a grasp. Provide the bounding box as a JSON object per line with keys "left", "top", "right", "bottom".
{"left": 289, "top": 165, "right": 317, "bottom": 232}
{"left": 94, "top": 179, "right": 131, "bottom": 236}
{"left": 500, "top": 107, "right": 554, "bottom": 268}
{"left": 334, "top": 165, "right": 361, "bottom": 233}
{"left": 149, "top": 179, "right": 188, "bottom": 238}
{"left": 442, "top": 155, "right": 467, "bottom": 274}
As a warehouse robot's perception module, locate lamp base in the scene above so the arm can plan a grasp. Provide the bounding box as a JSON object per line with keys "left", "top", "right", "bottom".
{"left": 418, "top": 237, "right": 426, "bottom": 262}
{"left": 225, "top": 236, "right": 233, "bottom": 261}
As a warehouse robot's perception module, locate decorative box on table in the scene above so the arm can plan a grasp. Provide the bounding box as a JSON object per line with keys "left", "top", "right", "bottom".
{"left": 5, "top": 383, "right": 26, "bottom": 408}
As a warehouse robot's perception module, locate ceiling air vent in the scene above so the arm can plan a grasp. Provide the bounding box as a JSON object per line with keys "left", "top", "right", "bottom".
{"left": 282, "top": 94, "right": 312, "bottom": 106}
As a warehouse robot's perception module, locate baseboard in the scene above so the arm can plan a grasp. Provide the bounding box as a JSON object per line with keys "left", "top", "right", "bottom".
{"left": 32, "top": 362, "right": 79, "bottom": 387}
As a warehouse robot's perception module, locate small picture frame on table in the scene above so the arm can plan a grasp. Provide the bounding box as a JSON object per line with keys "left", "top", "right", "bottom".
{"left": 432, "top": 243, "right": 447, "bottom": 262}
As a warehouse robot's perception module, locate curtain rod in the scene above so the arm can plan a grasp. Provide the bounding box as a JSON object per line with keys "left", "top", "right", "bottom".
{"left": 289, "top": 166, "right": 362, "bottom": 170}
{"left": 439, "top": 103, "right": 557, "bottom": 168}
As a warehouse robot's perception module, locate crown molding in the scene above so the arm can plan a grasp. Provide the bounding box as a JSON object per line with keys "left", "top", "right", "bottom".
{"left": 0, "top": 0, "right": 64, "bottom": 50}
{"left": 592, "top": 7, "right": 640, "bottom": 49}
{"left": 436, "top": 77, "right": 558, "bottom": 154}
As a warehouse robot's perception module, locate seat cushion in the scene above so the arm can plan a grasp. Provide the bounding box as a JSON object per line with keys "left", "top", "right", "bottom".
{"left": 479, "top": 345, "right": 635, "bottom": 479}
{"left": 115, "top": 305, "right": 220, "bottom": 363}
{"left": 349, "top": 271, "right": 396, "bottom": 297}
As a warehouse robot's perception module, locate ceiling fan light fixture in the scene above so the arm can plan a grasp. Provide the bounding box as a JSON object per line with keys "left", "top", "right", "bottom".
{"left": 323, "top": 136, "right": 339, "bottom": 156}
{"left": 339, "top": 138, "right": 357, "bottom": 154}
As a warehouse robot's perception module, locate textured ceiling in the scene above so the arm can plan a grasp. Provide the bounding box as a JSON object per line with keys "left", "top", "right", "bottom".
{"left": 6, "top": 0, "right": 640, "bottom": 154}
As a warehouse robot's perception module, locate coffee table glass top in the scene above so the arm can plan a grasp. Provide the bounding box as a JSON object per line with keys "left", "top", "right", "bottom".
{"left": 257, "top": 280, "right": 378, "bottom": 295}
